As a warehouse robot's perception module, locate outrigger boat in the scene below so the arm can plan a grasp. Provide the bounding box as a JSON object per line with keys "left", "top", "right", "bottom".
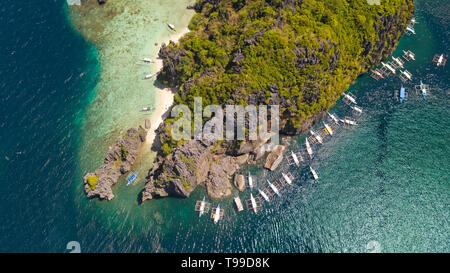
{"left": 310, "top": 130, "right": 323, "bottom": 144}
{"left": 343, "top": 92, "right": 357, "bottom": 105}
{"left": 403, "top": 50, "right": 415, "bottom": 61}
{"left": 213, "top": 204, "right": 221, "bottom": 224}
{"left": 340, "top": 117, "right": 357, "bottom": 126}
{"left": 392, "top": 56, "right": 404, "bottom": 68}
{"left": 350, "top": 105, "right": 363, "bottom": 115}
{"left": 416, "top": 80, "right": 428, "bottom": 100}
{"left": 399, "top": 70, "right": 412, "bottom": 82}
{"left": 382, "top": 62, "right": 396, "bottom": 74}
{"left": 406, "top": 25, "right": 416, "bottom": 35}
{"left": 141, "top": 58, "right": 154, "bottom": 63}
{"left": 199, "top": 196, "right": 207, "bottom": 217}
{"left": 305, "top": 138, "right": 314, "bottom": 158}
{"left": 432, "top": 54, "right": 447, "bottom": 67}
{"left": 309, "top": 166, "right": 319, "bottom": 181}
{"left": 258, "top": 189, "right": 270, "bottom": 202}
{"left": 250, "top": 194, "right": 258, "bottom": 214}
{"left": 371, "top": 69, "right": 384, "bottom": 80}
{"left": 126, "top": 172, "right": 139, "bottom": 186}
{"left": 282, "top": 172, "right": 292, "bottom": 185}
{"left": 144, "top": 73, "right": 157, "bottom": 80}
{"left": 327, "top": 112, "right": 340, "bottom": 125}
{"left": 267, "top": 180, "right": 281, "bottom": 197}
{"left": 142, "top": 106, "right": 155, "bottom": 112}
{"left": 323, "top": 122, "right": 334, "bottom": 136}
{"left": 248, "top": 172, "right": 254, "bottom": 189}
{"left": 288, "top": 151, "right": 302, "bottom": 167}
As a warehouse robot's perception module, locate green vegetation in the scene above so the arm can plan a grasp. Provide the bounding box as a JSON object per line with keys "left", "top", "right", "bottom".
{"left": 158, "top": 0, "right": 414, "bottom": 150}
{"left": 87, "top": 176, "right": 98, "bottom": 190}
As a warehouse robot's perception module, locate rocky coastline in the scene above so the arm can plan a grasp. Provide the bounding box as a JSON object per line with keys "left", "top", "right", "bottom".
{"left": 83, "top": 126, "right": 146, "bottom": 200}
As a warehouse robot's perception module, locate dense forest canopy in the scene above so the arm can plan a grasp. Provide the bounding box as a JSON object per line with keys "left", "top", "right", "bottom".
{"left": 158, "top": 0, "right": 414, "bottom": 155}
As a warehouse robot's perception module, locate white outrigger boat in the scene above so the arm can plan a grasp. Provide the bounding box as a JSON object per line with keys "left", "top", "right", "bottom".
{"left": 282, "top": 172, "right": 292, "bottom": 185}
{"left": 350, "top": 105, "right": 363, "bottom": 115}
{"left": 327, "top": 112, "right": 340, "bottom": 125}
{"left": 403, "top": 50, "right": 415, "bottom": 61}
{"left": 323, "top": 121, "right": 334, "bottom": 136}
{"left": 399, "top": 70, "right": 412, "bottom": 82}
{"left": 258, "top": 189, "right": 270, "bottom": 202}
{"left": 213, "top": 204, "right": 221, "bottom": 224}
{"left": 310, "top": 130, "right": 323, "bottom": 144}
{"left": 433, "top": 54, "right": 447, "bottom": 67}
{"left": 406, "top": 25, "right": 416, "bottom": 35}
{"left": 309, "top": 166, "right": 319, "bottom": 181}
{"left": 288, "top": 150, "right": 302, "bottom": 166}
{"left": 248, "top": 172, "right": 254, "bottom": 189}
{"left": 382, "top": 62, "right": 396, "bottom": 74}
{"left": 343, "top": 92, "right": 357, "bottom": 105}
{"left": 416, "top": 80, "right": 428, "bottom": 100}
{"left": 267, "top": 180, "right": 281, "bottom": 197}
{"left": 340, "top": 117, "right": 357, "bottom": 126}
{"left": 144, "top": 73, "right": 157, "bottom": 80}
{"left": 141, "top": 58, "right": 154, "bottom": 63}
{"left": 199, "top": 196, "right": 206, "bottom": 217}
{"left": 305, "top": 138, "right": 314, "bottom": 158}
{"left": 392, "top": 56, "right": 404, "bottom": 68}
{"left": 250, "top": 194, "right": 258, "bottom": 213}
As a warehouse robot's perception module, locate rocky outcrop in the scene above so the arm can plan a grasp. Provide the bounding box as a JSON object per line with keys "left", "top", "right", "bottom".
{"left": 83, "top": 126, "right": 146, "bottom": 200}
{"left": 233, "top": 174, "right": 245, "bottom": 192}
{"left": 264, "top": 145, "right": 286, "bottom": 171}
{"left": 141, "top": 138, "right": 266, "bottom": 202}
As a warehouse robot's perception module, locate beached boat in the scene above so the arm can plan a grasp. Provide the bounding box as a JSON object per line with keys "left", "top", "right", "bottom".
{"left": 199, "top": 196, "right": 206, "bottom": 217}
{"left": 250, "top": 194, "right": 258, "bottom": 213}
{"left": 126, "top": 172, "right": 139, "bottom": 186}
{"left": 258, "top": 189, "right": 270, "bottom": 202}
{"left": 144, "top": 73, "right": 156, "bottom": 80}
{"left": 141, "top": 58, "right": 153, "bottom": 63}
{"left": 168, "top": 23, "right": 176, "bottom": 31}
{"left": 267, "top": 180, "right": 281, "bottom": 197}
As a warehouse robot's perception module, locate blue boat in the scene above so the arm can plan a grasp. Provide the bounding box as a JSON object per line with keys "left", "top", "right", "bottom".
{"left": 127, "top": 172, "right": 139, "bottom": 186}
{"left": 399, "top": 85, "right": 406, "bottom": 103}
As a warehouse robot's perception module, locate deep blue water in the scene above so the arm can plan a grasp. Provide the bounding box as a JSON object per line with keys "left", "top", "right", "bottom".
{"left": 0, "top": 0, "right": 99, "bottom": 252}
{"left": 0, "top": 0, "right": 448, "bottom": 252}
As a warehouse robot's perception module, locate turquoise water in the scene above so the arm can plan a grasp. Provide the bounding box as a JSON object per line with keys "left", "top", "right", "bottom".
{"left": 0, "top": 0, "right": 448, "bottom": 252}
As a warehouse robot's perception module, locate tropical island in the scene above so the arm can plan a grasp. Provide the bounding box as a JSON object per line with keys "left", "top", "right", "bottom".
{"left": 81, "top": 0, "right": 415, "bottom": 201}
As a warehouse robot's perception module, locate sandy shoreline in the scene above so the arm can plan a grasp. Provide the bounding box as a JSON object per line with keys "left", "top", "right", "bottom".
{"left": 144, "top": 27, "right": 190, "bottom": 146}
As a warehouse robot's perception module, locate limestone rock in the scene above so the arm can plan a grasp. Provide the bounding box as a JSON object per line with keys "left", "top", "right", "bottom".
{"left": 264, "top": 145, "right": 286, "bottom": 171}
{"left": 234, "top": 174, "right": 245, "bottom": 192}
